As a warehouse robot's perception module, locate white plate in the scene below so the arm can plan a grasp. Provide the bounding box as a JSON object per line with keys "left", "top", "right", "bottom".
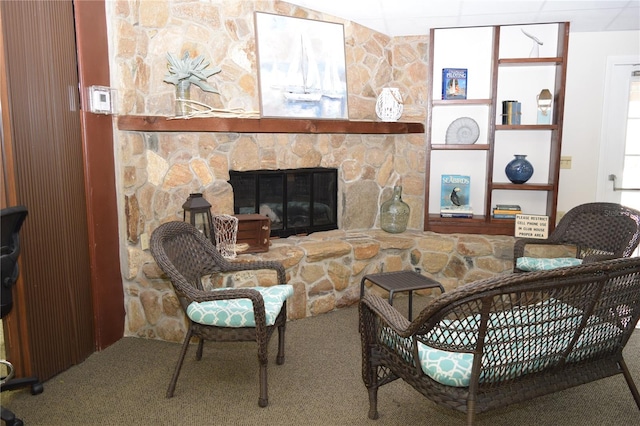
{"left": 445, "top": 117, "right": 480, "bottom": 144}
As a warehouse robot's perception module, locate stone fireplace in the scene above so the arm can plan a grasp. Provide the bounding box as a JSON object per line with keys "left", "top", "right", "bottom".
{"left": 113, "top": 1, "right": 436, "bottom": 341}
{"left": 229, "top": 167, "right": 338, "bottom": 237}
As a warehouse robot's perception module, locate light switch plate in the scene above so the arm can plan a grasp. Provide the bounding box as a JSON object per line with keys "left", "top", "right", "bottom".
{"left": 560, "top": 156, "right": 572, "bottom": 169}
{"left": 87, "top": 85, "right": 116, "bottom": 114}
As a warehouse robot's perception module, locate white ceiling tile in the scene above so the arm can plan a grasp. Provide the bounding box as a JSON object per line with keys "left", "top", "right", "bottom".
{"left": 381, "top": 1, "right": 462, "bottom": 19}
{"left": 286, "top": 0, "right": 640, "bottom": 36}
{"left": 540, "top": 1, "right": 630, "bottom": 12}
{"left": 350, "top": 18, "right": 389, "bottom": 34}
{"left": 461, "top": 1, "right": 544, "bottom": 15}
{"left": 605, "top": 6, "right": 640, "bottom": 31}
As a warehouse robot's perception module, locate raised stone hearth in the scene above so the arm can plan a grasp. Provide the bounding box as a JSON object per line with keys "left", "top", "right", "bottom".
{"left": 133, "top": 229, "right": 532, "bottom": 342}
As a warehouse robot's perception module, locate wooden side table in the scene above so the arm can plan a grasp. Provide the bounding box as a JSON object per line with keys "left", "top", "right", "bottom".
{"left": 360, "top": 270, "right": 445, "bottom": 320}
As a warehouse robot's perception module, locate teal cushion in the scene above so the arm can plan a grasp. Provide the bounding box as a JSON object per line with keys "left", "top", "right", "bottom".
{"left": 381, "top": 298, "right": 622, "bottom": 387}
{"left": 186, "top": 285, "right": 294, "bottom": 327}
{"left": 516, "top": 257, "right": 583, "bottom": 271}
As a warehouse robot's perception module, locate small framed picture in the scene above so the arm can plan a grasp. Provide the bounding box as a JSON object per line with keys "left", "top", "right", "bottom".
{"left": 254, "top": 12, "right": 348, "bottom": 119}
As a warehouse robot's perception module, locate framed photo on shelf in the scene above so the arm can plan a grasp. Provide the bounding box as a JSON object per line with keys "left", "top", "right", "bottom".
{"left": 254, "top": 12, "right": 348, "bottom": 119}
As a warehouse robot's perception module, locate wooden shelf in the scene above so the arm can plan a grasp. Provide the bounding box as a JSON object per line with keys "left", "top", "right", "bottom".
{"left": 117, "top": 115, "right": 425, "bottom": 134}
{"left": 496, "top": 124, "right": 557, "bottom": 131}
{"left": 432, "top": 99, "right": 492, "bottom": 106}
{"left": 491, "top": 182, "right": 555, "bottom": 191}
{"left": 431, "top": 144, "right": 490, "bottom": 151}
{"left": 498, "top": 57, "right": 564, "bottom": 66}
{"left": 426, "top": 214, "right": 515, "bottom": 235}
{"left": 425, "top": 23, "right": 569, "bottom": 237}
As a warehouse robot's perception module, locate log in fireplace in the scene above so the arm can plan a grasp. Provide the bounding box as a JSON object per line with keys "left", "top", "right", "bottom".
{"left": 229, "top": 168, "right": 338, "bottom": 238}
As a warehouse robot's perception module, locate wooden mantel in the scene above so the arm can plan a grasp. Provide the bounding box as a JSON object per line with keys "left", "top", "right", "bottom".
{"left": 117, "top": 115, "right": 425, "bottom": 134}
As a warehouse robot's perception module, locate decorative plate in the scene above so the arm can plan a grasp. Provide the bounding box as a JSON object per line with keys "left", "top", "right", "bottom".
{"left": 445, "top": 117, "right": 480, "bottom": 144}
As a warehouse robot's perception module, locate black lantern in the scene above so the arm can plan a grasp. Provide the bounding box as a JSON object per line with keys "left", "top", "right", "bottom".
{"left": 182, "top": 193, "right": 215, "bottom": 242}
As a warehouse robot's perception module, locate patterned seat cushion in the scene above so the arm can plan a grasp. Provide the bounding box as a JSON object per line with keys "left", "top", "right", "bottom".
{"left": 383, "top": 298, "right": 621, "bottom": 387}
{"left": 186, "top": 285, "right": 294, "bottom": 327}
{"left": 516, "top": 257, "right": 583, "bottom": 271}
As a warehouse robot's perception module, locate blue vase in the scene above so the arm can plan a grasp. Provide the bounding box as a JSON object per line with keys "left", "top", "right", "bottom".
{"left": 505, "top": 155, "right": 534, "bottom": 184}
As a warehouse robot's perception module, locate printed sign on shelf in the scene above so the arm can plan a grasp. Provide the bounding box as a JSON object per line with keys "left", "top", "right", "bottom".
{"left": 515, "top": 214, "right": 549, "bottom": 239}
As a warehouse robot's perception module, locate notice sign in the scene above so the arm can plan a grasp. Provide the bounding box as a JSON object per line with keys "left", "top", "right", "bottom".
{"left": 515, "top": 214, "right": 549, "bottom": 239}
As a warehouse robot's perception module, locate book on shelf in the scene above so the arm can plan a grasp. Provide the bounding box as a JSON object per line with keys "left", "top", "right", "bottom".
{"left": 494, "top": 204, "right": 521, "bottom": 211}
{"left": 493, "top": 209, "right": 522, "bottom": 215}
{"left": 492, "top": 204, "right": 521, "bottom": 218}
{"left": 492, "top": 213, "right": 519, "bottom": 219}
{"left": 441, "top": 68, "right": 467, "bottom": 100}
{"left": 441, "top": 206, "right": 474, "bottom": 218}
{"left": 441, "top": 174, "right": 472, "bottom": 217}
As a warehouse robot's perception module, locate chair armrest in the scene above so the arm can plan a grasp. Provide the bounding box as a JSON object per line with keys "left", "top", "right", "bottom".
{"left": 170, "top": 272, "right": 267, "bottom": 314}
{"left": 513, "top": 238, "right": 569, "bottom": 271}
{"left": 360, "top": 293, "right": 423, "bottom": 376}
{"left": 227, "top": 259, "right": 287, "bottom": 284}
{"left": 582, "top": 254, "right": 618, "bottom": 264}
{"left": 184, "top": 285, "right": 270, "bottom": 332}
{"left": 513, "top": 238, "right": 559, "bottom": 258}
{"left": 360, "top": 293, "right": 411, "bottom": 336}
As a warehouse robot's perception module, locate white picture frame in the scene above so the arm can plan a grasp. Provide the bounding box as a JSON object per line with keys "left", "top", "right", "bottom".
{"left": 254, "top": 12, "right": 348, "bottom": 119}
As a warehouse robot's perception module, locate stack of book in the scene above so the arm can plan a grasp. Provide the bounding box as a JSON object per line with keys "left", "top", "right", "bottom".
{"left": 492, "top": 204, "right": 522, "bottom": 219}
{"left": 440, "top": 205, "right": 474, "bottom": 218}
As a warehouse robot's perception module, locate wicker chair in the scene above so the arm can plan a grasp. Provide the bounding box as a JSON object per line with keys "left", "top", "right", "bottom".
{"left": 360, "top": 257, "right": 640, "bottom": 425}
{"left": 150, "top": 221, "right": 292, "bottom": 407}
{"left": 513, "top": 202, "right": 640, "bottom": 272}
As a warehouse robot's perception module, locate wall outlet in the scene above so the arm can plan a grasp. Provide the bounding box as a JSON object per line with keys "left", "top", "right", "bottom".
{"left": 560, "top": 156, "right": 572, "bottom": 169}
{"left": 140, "top": 232, "right": 150, "bottom": 251}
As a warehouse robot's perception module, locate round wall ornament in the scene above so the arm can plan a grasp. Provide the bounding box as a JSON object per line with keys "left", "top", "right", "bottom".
{"left": 375, "top": 88, "right": 403, "bottom": 122}
{"left": 445, "top": 117, "right": 480, "bottom": 144}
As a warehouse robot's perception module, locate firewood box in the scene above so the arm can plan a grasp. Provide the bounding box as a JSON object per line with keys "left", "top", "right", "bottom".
{"left": 235, "top": 214, "right": 270, "bottom": 253}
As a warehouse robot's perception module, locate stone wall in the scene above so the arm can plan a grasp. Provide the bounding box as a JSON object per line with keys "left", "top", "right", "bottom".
{"left": 109, "top": 1, "right": 533, "bottom": 341}
{"left": 135, "top": 229, "right": 518, "bottom": 342}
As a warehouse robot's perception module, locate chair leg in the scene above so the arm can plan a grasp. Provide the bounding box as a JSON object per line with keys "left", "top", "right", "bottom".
{"left": 196, "top": 338, "right": 204, "bottom": 361}
{"left": 258, "top": 362, "right": 268, "bottom": 407}
{"left": 367, "top": 387, "right": 379, "bottom": 420}
{"left": 466, "top": 403, "right": 476, "bottom": 426}
{"left": 276, "top": 323, "right": 286, "bottom": 365}
{"left": 2, "top": 406, "right": 23, "bottom": 426}
{"left": 619, "top": 358, "right": 640, "bottom": 410}
{"left": 166, "top": 328, "right": 192, "bottom": 398}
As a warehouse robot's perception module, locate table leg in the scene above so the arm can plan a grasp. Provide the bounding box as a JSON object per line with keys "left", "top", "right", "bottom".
{"left": 408, "top": 291, "right": 413, "bottom": 321}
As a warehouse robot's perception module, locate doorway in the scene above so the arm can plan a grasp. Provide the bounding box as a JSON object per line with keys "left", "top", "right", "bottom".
{"left": 597, "top": 56, "right": 640, "bottom": 258}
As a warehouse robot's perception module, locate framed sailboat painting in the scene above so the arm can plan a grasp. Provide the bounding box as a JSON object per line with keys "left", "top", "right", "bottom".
{"left": 255, "top": 12, "right": 348, "bottom": 119}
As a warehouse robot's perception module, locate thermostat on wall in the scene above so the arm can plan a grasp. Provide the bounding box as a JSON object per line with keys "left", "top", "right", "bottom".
{"left": 87, "top": 85, "right": 116, "bottom": 115}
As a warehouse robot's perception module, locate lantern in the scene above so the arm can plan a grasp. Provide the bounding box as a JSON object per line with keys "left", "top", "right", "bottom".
{"left": 182, "top": 193, "right": 215, "bottom": 242}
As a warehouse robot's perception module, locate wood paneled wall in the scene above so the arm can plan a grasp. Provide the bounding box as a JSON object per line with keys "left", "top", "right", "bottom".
{"left": 1, "top": 0, "right": 95, "bottom": 380}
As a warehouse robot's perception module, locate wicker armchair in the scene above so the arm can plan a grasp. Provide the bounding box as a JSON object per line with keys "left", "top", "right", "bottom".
{"left": 513, "top": 202, "right": 640, "bottom": 272}
{"left": 150, "top": 221, "right": 292, "bottom": 407}
{"left": 360, "top": 257, "right": 640, "bottom": 425}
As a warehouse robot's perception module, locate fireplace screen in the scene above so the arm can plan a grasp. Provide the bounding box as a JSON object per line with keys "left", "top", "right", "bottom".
{"left": 229, "top": 168, "right": 338, "bottom": 238}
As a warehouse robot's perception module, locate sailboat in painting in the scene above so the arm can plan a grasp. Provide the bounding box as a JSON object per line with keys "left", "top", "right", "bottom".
{"left": 321, "top": 50, "right": 344, "bottom": 100}
{"left": 283, "top": 33, "right": 323, "bottom": 102}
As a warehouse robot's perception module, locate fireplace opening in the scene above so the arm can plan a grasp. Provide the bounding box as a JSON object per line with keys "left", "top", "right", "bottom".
{"left": 229, "top": 168, "right": 338, "bottom": 238}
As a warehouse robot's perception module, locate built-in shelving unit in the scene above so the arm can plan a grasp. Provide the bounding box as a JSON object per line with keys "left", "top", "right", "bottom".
{"left": 117, "top": 115, "right": 425, "bottom": 134}
{"left": 424, "top": 22, "right": 569, "bottom": 236}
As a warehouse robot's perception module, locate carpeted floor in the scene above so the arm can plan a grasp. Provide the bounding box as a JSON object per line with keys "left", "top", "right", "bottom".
{"left": 3, "top": 298, "right": 640, "bottom": 425}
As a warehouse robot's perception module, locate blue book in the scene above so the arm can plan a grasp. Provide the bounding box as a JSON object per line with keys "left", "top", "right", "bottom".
{"left": 440, "top": 175, "right": 472, "bottom": 215}
{"left": 442, "top": 68, "right": 467, "bottom": 100}
{"left": 492, "top": 213, "right": 518, "bottom": 219}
